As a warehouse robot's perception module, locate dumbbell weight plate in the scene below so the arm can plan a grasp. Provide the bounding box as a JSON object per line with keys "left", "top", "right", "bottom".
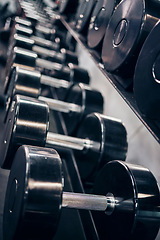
{"left": 3, "top": 145, "right": 63, "bottom": 240}
{"left": 75, "top": 0, "right": 96, "bottom": 34}
{"left": 101, "top": 0, "right": 158, "bottom": 77}
{"left": 134, "top": 21, "right": 160, "bottom": 120}
{"left": 0, "top": 95, "right": 49, "bottom": 169}
{"left": 63, "top": 83, "right": 103, "bottom": 135}
{"left": 93, "top": 160, "right": 160, "bottom": 240}
{"left": 87, "top": 0, "right": 120, "bottom": 49}
{"left": 75, "top": 113, "right": 128, "bottom": 181}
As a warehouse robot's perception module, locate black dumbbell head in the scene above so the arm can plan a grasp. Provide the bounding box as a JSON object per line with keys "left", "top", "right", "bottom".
{"left": 8, "top": 66, "right": 41, "bottom": 99}
{"left": 13, "top": 33, "right": 34, "bottom": 50}
{"left": 75, "top": 113, "right": 128, "bottom": 181}
{"left": 0, "top": 95, "right": 49, "bottom": 169}
{"left": 134, "top": 21, "right": 160, "bottom": 120}
{"left": 93, "top": 160, "right": 160, "bottom": 240}
{"left": 13, "top": 47, "right": 37, "bottom": 68}
{"left": 63, "top": 83, "right": 104, "bottom": 135}
{"left": 3, "top": 145, "right": 63, "bottom": 240}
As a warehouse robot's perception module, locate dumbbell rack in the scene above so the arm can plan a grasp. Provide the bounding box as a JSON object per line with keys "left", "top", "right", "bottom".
{"left": 0, "top": 1, "right": 160, "bottom": 240}
{"left": 60, "top": 17, "right": 160, "bottom": 144}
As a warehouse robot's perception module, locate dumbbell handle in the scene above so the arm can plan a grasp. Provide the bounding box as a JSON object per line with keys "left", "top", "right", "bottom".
{"left": 46, "top": 132, "right": 100, "bottom": 151}
{"left": 62, "top": 192, "right": 115, "bottom": 212}
{"left": 38, "top": 96, "right": 82, "bottom": 113}
{"left": 36, "top": 57, "right": 69, "bottom": 71}
{"left": 14, "top": 34, "right": 59, "bottom": 51}
{"left": 31, "top": 35, "right": 59, "bottom": 50}
{"left": 40, "top": 74, "right": 69, "bottom": 88}
{"left": 32, "top": 45, "right": 64, "bottom": 61}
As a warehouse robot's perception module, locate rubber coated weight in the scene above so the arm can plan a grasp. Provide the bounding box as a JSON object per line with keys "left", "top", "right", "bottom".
{"left": 134, "top": 21, "right": 160, "bottom": 120}
{"left": 75, "top": 113, "right": 128, "bottom": 181}
{"left": 0, "top": 95, "right": 49, "bottom": 169}
{"left": 87, "top": 0, "right": 120, "bottom": 49}
{"left": 102, "top": 0, "right": 160, "bottom": 78}
{"left": 93, "top": 160, "right": 160, "bottom": 240}
{"left": 3, "top": 145, "right": 63, "bottom": 240}
{"left": 63, "top": 83, "right": 104, "bottom": 135}
{"left": 75, "top": 0, "right": 96, "bottom": 34}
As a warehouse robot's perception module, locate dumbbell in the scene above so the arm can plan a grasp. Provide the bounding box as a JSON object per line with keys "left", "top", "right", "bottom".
{"left": 2, "top": 71, "right": 97, "bottom": 127}
{"left": 8, "top": 22, "right": 78, "bottom": 65}
{"left": 13, "top": 17, "right": 66, "bottom": 44}
{"left": 3, "top": 145, "right": 159, "bottom": 240}
{"left": 20, "top": 1, "right": 49, "bottom": 23}
{"left": 3, "top": 65, "right": 89, "bottom": 102}
{"left": 75, "top": 0, "right": 96, "bottom": 34}
{"left": 11, "top": 23, "right": 60, "bottom": 51}
{"left": 5, "top": 46, "right": 80, "bottom": 85}
{"left": 5, "top": 65, "right": 90, "bottom": 96}
{"left": 87, "top": 0, "right": 121, "bottom": 50}
{"left": 9, "top": 33, "right": 78, "bottom": 66}
{"left": 101, "top": 0, "right": 160, "bottom": 78}
{"left": 134, "top": 20, "right": 160, "bottom": 120}
{"left": 11, "top": 22, "right": 65, "bottom": 51}
{"left": 1, "top": 95, "right": 127, "bottom": 179}
{"left": 13, "top": 21, "right": 76, "bottom": 51}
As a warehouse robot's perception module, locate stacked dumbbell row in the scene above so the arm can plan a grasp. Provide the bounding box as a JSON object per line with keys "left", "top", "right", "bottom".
{"left": 52, "top": 0, "right": 160, "bottom": 120}
{"left": 1, "top": 1, "right": 160, "bottom": 240}
{"left": 0, "top": 1, "right": 127, "bottom": 240}
{"left": 0, "top": 0, "right": 127, "bottom": 183}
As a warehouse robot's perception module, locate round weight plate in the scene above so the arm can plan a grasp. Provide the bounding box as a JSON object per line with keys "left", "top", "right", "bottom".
{"left": 75, "top": 0, "right": 96, "bottom": 33}
{"left": 102, "top": 0, "right": 145, "bottom": 75}
{"left": 75, "top": 114, "right": 128, "bottom": 181}
{"left": 134, "top": 21, "right": 160, "bottom": 120}
{"left": 63, "top": 83, "right": 103, "bottom": 135}
{"left": 0, "top": 95, "right": 49, "bottom": 169}
{"left": 3, "top": 145, "right": 63, "bottom": 240}
{"left": 93, "top": 160, "right": 160, "bottom": 240}
{"left": 87, "top": 0, "right": 120, "bottom": 49}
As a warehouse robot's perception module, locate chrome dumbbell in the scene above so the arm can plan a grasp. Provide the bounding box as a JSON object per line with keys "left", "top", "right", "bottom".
{"left": 3, "top": 145, "right": 159, "bottom": 240}
{"left": 0, "top": 95, "right": 127, "bottom": 178}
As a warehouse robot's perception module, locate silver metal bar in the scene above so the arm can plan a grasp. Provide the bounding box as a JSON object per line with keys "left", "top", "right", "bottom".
{"left": 62, "top": 192, "right": 110, "bottom": 211}
{"left": 38, "top": 96, "right": 82, "bottom": 113}
{"left": 15, "top": 17, "right": 32, "bottom": 27}
{"left": 40, "top": 74, "right": 69, "bottom": 89}
{"left": 35, "top": 25, "right": 52, "bottom": 35}
{"left": 36, "top": 58, "right": 63, "bottom": 71}
{"left": 46, "top": 132, "right": 100, "bottom": 152}
{"left": 31, "top": 36, "right": 58, "bottom": 49}
{"left": 32, "top": 46, "right": 63, "bottom": 61}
